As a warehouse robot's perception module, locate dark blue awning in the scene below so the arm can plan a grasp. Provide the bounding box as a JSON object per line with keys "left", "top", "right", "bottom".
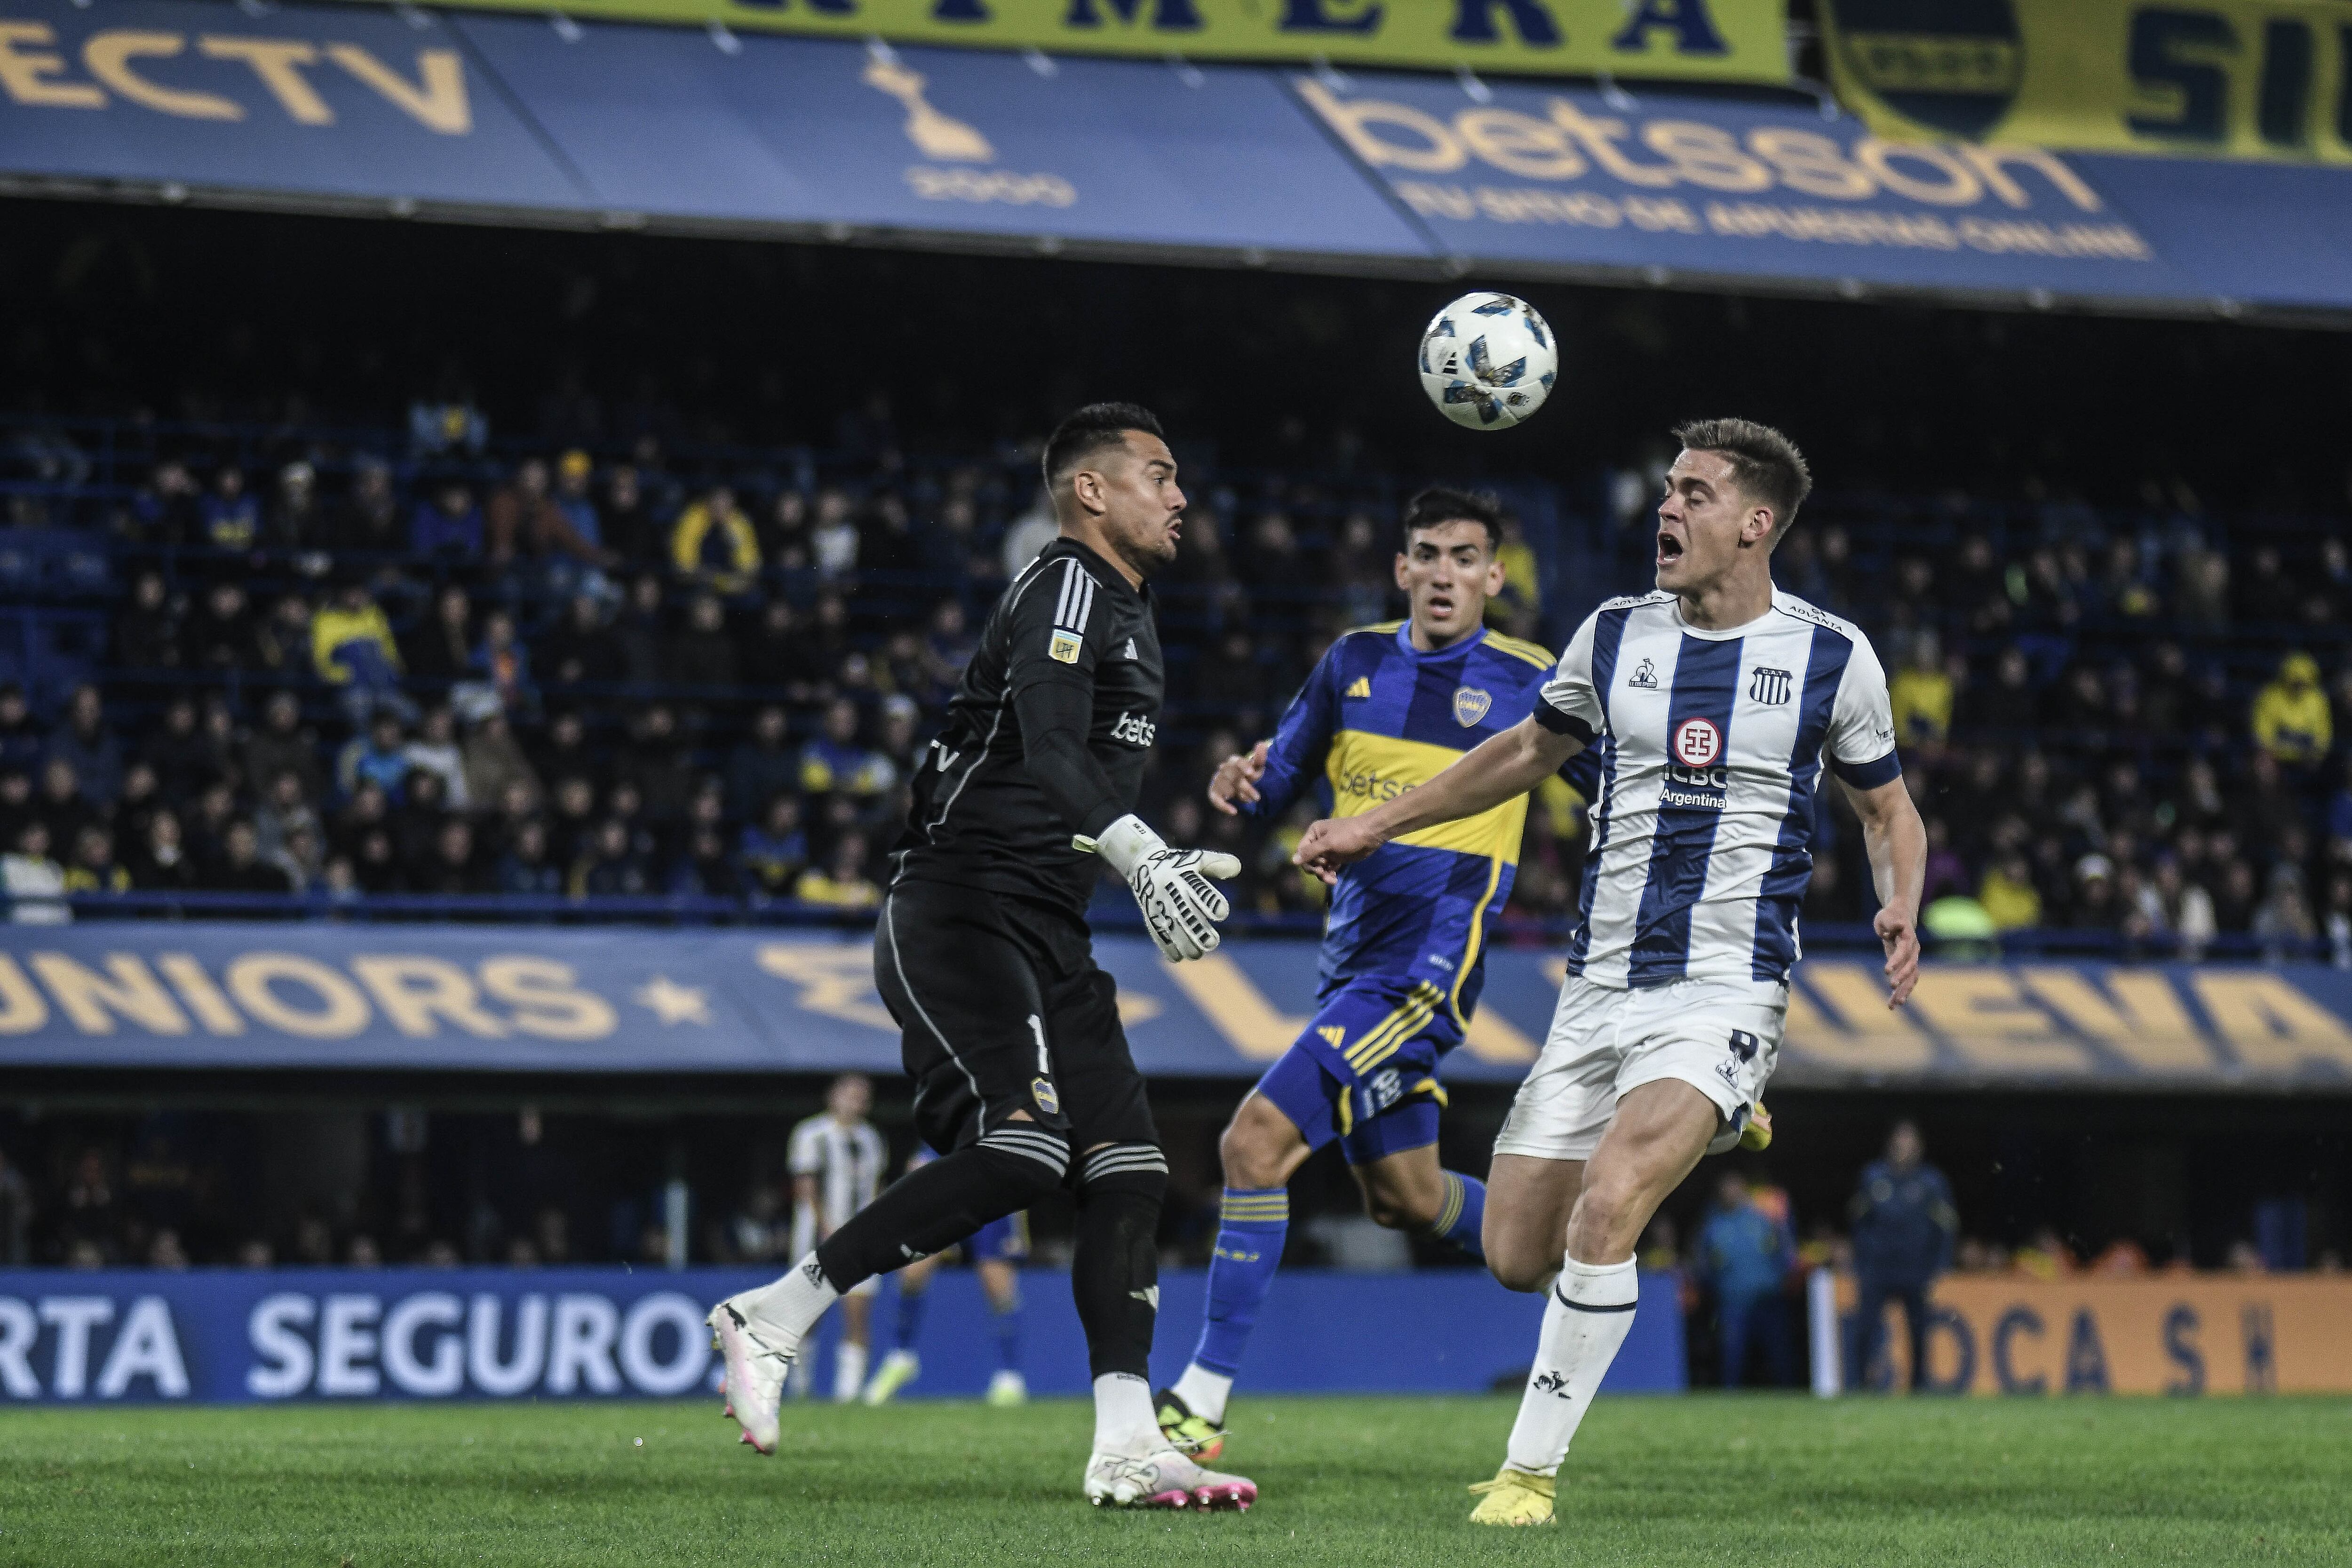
{"left": 0, "top": 0, "right": 2348, "bottom": 315}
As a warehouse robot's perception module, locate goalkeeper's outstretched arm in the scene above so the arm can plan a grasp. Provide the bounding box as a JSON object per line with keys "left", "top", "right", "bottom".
{"left": 1012, "top": 678, "right": 1238, "bottom": 964}
{"left": 1293, "top": 716, "right": 1584, "bottom": 883}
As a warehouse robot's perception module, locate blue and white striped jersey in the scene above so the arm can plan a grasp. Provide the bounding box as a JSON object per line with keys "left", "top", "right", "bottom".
{"left": 1533, "top": 589, "right": 1899, "bottom": 989}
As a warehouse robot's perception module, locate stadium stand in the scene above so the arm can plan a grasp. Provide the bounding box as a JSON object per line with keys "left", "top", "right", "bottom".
{"left": 0, "top": 208, "right": 2345, "bottom": 1385}
{"left": 0, "top": 406, "right": 2345, "bottom": 965}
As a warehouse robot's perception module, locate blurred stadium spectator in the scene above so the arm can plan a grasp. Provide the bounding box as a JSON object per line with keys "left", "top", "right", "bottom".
{"left": 1847, "top": 1122, "right": 1959, "bottom": 1393}
{"left": 1691, "top": 1172, "right": 1798, "bottom": 1389}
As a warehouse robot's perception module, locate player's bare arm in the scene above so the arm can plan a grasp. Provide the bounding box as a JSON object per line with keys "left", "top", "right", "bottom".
{"left": 1293, "top": 717, "right": 1583, "bottom": 883}
{"left": 1842, "top": 774, "right": 1926, "bottom": 1008}
{"left": 793, "top": 1173, "right": 825, "bottom": 1239}
{"left": 1207, "top": 740, "right": 1270, "bottom": 815}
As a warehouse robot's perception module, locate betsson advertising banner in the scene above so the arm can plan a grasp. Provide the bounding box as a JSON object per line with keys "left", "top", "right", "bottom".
{"left": 344, "top": 0, "right": 1788, "bottom": 85}
{"left": 1820, "top": 0, "right": 2352, "bottom": 167}
{"left": 2, "top": 924, "right": 2351, "bottom": 1091}
{"left": 4, "top": 0, "right": 2349, "bottom": 311}
{"left": 1841, "top": 1273, "right": 2352, "bottom": 1396}
{"left": 1287, "top": 71, "right": 2212, "bottom": 304}
{"left": 0, "top": 1266, "right": 1686, "bottom": 1403}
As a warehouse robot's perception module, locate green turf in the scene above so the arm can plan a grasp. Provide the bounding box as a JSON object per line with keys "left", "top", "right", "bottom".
{"left": 2, "top": 1394, "right": 2345, "bottom": 1567}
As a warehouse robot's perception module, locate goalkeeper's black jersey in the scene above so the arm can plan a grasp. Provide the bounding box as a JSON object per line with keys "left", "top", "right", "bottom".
{"left": 892, "top": 537, "right": 1164, "bottom": 919}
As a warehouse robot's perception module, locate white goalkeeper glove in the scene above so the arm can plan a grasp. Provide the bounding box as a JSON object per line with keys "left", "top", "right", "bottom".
{"left": 1086, "top": 813, "right": 1242, "bottom": 963}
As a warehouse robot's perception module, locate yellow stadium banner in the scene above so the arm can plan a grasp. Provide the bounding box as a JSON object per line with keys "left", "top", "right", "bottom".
{"left": 1839, "top": 1273, "right": 2352, "bottom": 1395}
{"left": 1820, "top": 0, "right": 2352, "bottom": 164}
{"left": 368, "top": 0, "right": 1788, "bottom": 84}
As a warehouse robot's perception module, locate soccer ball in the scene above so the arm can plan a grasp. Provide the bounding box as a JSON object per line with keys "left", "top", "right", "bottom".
{"left": 1418, "top": 292, "right": 1557, "bottom": 430}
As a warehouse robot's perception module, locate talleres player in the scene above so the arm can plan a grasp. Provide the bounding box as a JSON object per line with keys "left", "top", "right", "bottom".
{"left": 1294, "top": 420, "right": 1926, "bottom": 1527}
{"left": 1155, "top": 487, "right": 1560, "bottom": 1459}
{"left": 707, "top": 404, "right": 1257, "bottom": 1512}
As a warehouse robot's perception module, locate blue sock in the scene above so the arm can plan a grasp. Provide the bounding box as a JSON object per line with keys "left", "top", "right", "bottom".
{"left": 1191, "top": 1187, "right": 1289, "bottom": 1377}
{"left": 991, "top": 1296, "right": 1022, "bottom": 1374}
{"left": 892, "top": 1283, "right": 928, "bottom": 1353}
{"left": 1433, "top": 1171, "right": 1486, "bottom": 1260}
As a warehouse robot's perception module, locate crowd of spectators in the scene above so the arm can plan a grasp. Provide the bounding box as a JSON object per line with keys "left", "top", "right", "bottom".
{"left": 1748, "top": 491, "right": 2352, "bottom": 960}
{"left": 0, "top": 405, "right": 1535, "bottom": 930}
{"left": 0, "top": 402, "right": 2348, "bottom": 958}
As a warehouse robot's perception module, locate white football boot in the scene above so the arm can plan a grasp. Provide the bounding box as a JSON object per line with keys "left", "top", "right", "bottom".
{"left": 706, "top": 1300, "right": 791, "bottom": 1455}
{"left": 985, "top": 1369, "right": 1027, "bottom": 1407}
{"left": 1083, "top": 1446, "right": 1256, "bottom": 1511}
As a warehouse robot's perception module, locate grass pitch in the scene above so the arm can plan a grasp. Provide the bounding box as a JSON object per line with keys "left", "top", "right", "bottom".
{"left": 3, "top": 1394, "right": 2345, "bottom": 1567}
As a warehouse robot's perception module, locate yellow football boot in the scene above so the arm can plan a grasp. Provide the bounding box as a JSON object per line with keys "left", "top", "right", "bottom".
{"left": 860, "top": 1349, "right": 919, "bottom": 1406}
{"left": 1153, "top": 1389, "right": 1227, "bottom": 1463}
{"left": 1467, "top": 1466, "right": 1556, "bottom": 1526}
{"left": 1740, "top": 1100, "right": 1773, "bottom": 1152}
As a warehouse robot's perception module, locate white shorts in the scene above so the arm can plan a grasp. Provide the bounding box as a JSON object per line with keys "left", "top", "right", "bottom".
{"left": 1492, "top": 974, "right": 1787, "bottom": 1164}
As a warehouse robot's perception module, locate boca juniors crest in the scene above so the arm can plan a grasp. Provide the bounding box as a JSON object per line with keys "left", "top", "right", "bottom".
{"left": 1453, "top": 686, "right": 1493, "bottom": 727}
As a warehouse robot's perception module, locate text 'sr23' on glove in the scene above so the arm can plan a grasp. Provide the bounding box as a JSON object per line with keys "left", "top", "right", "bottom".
{"left": 1084, "top": 814, "right": 1243, "bottom": 963}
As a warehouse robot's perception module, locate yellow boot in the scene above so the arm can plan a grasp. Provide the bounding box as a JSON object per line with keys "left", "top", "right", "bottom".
{"left": 1467, "top": 1466, "right": 1555, "bottom": 1526}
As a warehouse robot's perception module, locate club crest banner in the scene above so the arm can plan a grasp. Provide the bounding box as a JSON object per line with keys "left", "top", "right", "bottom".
{"left": 1, "top": 923, "right": 2351, "bottom": 1090}
{"left": 1820, "top": 0, "right": 2352, "bottom": 166}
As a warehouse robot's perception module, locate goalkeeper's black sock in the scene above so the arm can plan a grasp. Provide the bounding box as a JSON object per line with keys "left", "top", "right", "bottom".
{"left": 814, "top": 1126, "right": 1066, "bottom": 1291}
{"left": 1070, "top": 1144, "right": 1168, "bottom": 1381}
{"left": 1071, "top": 1145, "right": 1168, "bottom": 1456}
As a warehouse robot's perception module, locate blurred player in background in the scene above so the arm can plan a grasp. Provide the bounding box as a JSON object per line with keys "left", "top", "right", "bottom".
{"left": 1296, "top": 420, "right": 1925, "bottom": 1526}
{"left": 786, "top": 1074, "right": 888, "bottom": 1402}
{"left": 863, "top": 1145, "right": 1030, "bottom": 1407}
{"left": 708, "top": 404, "right": 1255, "bottom": 1512}
{"left": 1157, "top": 487, "right": 1557, "bottom": 1459}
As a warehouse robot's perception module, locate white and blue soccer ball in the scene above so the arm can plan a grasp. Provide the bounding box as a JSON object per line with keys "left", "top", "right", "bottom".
{"left": 1418, "top": 292, "right": 1557, "bottom": 431}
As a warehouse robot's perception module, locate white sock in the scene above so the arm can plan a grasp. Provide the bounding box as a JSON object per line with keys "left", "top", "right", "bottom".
{"left": 1504, "top": 1254, "right": 1638, "bottom": 1478}
{"left": 1091, "top": 1372, "right": 1160, "bottom": 1457}
{"left": 732, "top": 1253, "right": 840, "bottom": 1357}
{"left": 1172, "top": 1363, "right": 1234, "bottom": 1426}
{"left": 834, "top": 1341, "right": 868, "bottom": 1403}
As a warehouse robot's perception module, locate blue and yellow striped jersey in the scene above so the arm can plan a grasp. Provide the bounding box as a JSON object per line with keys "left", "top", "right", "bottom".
{"left": 1242, "top": 621, "right": 1556, "bottom": 1025}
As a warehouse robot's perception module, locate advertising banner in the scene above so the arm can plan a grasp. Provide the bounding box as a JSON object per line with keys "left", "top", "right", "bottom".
{"left": 1839, "top": 1272, "right": 2352, "bottom": 1395}
{"left": 0, "top": 0, "right": 585, "bottom": 207}
{"left": 5, "top": 0, "right": 2349, "bottom": 311}
{"left": 1820, "top": 0, "right": 2352, "bottom": 166}
{"left": 447, "top": 19, "right": 1430, "bottom": 259}
{"left": 1288, "top": 71, "right": 2223, "bottom": 304}
{"left": 0, "top": 1265, "right": 1685, "bottom": 1403}
{"left": 2, "top": 924, "right": 2352, "bottom": 1091}
{"left": 359, "top": 0, "right": 1788, "bottom": 86}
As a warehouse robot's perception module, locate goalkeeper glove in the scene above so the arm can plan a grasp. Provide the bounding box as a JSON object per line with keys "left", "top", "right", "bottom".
{"left": 1086, "top": 814, "right": 1242, "bottom": 963}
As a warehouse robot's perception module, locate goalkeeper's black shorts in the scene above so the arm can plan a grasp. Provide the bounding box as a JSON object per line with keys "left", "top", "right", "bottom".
{"left": 874, "top": 875, "right": 1157, "bottom": 1162}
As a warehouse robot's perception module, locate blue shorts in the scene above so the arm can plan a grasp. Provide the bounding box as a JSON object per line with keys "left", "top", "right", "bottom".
{"left": 909, "top": 1147, "right": 1028, "bottom": 1261}
{"left": 967, "top": 1212, "right": 1028, "bottom": 1263}
{"left": 1254, "top": 976, "right": 1459, "bottom": 1167}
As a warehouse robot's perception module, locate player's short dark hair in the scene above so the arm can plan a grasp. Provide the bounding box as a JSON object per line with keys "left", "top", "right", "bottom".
{"left": 1673, "top": 418, "right": 1812, "bottom": 540}
{"left": 1399, "top": 486, "right": 1504, "bottom": 552}
{"left": 1041, "top": 402, "right": 1165, "bottom": 487}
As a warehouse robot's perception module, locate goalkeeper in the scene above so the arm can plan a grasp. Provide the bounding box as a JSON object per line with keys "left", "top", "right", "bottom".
{"left": 707, "top": 404, "right": 1255, "bottom": 1513}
